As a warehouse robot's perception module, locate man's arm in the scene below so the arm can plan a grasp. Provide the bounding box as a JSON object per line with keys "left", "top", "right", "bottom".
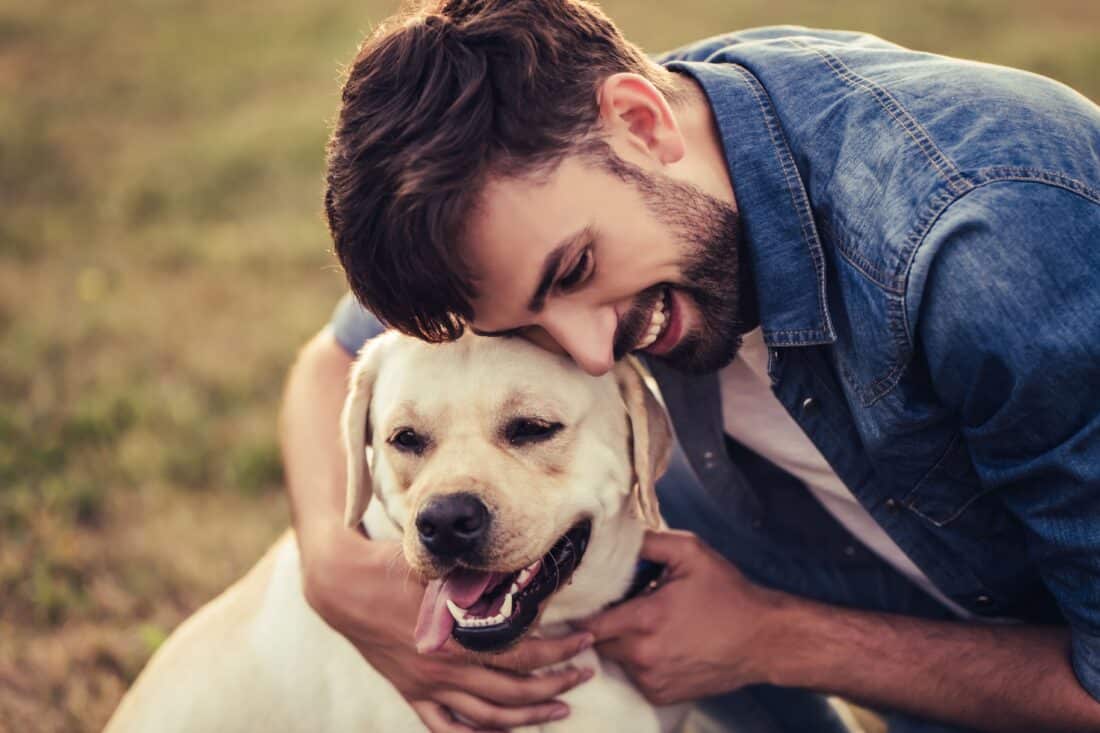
{"left": 771, "top": 591, "right": 1098, "bottom": 732}
{"left": 279, "top": 323, "right": 593, "bottom": 731}
{"left": 584, "top": 530, "right": 1100, "bottom": 732}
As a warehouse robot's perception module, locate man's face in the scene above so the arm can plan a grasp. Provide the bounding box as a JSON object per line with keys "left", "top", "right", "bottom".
{"left": 464, "top": 149, "right": 748, "bottom": 376}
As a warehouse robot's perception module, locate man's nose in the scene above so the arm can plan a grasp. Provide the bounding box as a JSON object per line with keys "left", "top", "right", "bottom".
{"left": 537, "top": 305, "right": 617, "bottom": 376}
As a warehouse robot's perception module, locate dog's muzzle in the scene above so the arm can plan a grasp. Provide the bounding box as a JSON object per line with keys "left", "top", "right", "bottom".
{"left": 414, "top": 521, "right": 592, "bottom": 654}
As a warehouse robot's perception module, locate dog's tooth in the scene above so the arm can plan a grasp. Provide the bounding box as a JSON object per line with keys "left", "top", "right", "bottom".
{"left": 501, "top": 593, "right": 513, "bottom": 618}
{"left": 509, "top": 582, "right": 519, "bottom": 594}
{"left": 488, "top": 613, "right": 505, "bottom": 625}
{"left": 445, "top": 599, "right": 467, "bottom": 622}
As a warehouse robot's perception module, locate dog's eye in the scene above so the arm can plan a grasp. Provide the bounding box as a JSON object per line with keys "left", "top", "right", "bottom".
{"left": 390, "top": 428, "right": 426, "bottom": 454}
{"left": 505, "top": 418, "right": 563, "bottom": 446}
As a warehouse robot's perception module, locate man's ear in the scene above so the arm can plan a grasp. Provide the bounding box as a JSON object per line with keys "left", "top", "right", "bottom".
{"left": 613, "top": 357, "right": 673, "bottom": 529}
{"left": 341, "top": 338, "right": 384, "bottom": 529}
{"left": 596, "top": 72, "right": 685, "bottom": 165}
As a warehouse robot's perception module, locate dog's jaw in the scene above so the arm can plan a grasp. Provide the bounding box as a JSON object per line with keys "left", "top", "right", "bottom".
{"left": 535, "top": 510, "right": 646, "bottom": 626}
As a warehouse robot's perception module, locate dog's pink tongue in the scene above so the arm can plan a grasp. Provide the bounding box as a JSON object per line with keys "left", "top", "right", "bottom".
{"left": 414, "top": 569, "right": 497, "bottom": 654}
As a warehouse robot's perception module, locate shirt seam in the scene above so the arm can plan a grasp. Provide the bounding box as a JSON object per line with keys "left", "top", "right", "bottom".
{"left": 791, "top": 39, "right": 972, "bottom": 197}
{"left": 898, "top": 172, "right": 1100, "bottom": 349}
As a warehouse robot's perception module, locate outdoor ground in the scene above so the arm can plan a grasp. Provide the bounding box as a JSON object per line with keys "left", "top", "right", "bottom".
{"left": 1, "top": 0, "right": 1097, "bottom": 730}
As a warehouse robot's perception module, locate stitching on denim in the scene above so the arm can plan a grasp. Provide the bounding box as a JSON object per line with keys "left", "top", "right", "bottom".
{"left": 763, "top": 328, "right": 835, "bottom": 346}
{"left": 893, "top": 187, "right": 959, "bottom": 339}
{"left": 897, "top": 174, "right": 1100, "bottom": 351}
{"left": 835, "top": 236, "right": 902, "bottom": 294}
{"left": 794, "top": 40, "right": 972, "bottom": 197}
{"left": 727, "top": 64, "right": 835, "bottom": 340}
{"left": 969, "top": 167, "right": 1100, "bottom": 205}
{"left": 902, "top": 434, "right": 994, "bottom": 527}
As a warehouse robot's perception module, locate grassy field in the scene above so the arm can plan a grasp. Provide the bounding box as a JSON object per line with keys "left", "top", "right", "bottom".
{"left": 1, "top": 0, "right": 1097, "bottom": 730}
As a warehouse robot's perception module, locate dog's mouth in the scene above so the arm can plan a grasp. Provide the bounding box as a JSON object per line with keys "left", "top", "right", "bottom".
{"left": 414, "top": 521, "right": 592, "bottom": 654}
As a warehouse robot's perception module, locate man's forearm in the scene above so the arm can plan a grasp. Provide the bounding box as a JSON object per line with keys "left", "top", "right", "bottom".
{"left": 766, "top": 594, "right": 1100, "bottom": 732}
{"left": 279, "top": 327, "right": 355, "bottom": 547}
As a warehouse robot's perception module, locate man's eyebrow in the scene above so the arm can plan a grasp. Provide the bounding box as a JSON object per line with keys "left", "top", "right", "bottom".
{"left": 527, "top": 226, "right": 592, "bottom": 313}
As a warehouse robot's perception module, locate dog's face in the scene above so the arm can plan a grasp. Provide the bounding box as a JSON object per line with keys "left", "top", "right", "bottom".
{"left": 342, "top": 332, "right": 670, "bottom": 653}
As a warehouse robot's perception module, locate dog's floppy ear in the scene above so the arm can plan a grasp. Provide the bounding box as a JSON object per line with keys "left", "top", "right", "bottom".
{"left": 613, "top": 357, "right": 673, "bottom": 529}
{"left": 341, "top": 339, "right": 384, "bottom": 529}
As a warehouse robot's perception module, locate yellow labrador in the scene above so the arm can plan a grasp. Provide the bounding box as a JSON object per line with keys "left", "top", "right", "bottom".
{"left": 106, "top": 331, "right": 685, "bottom": 732}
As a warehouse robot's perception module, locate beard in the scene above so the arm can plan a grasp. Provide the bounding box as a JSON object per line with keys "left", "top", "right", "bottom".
{"left": 598, "top": 148, "right": 757, "bottom": 374}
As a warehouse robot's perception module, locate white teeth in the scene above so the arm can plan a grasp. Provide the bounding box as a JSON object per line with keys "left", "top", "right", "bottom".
{"left": 446, "top": 599, "right": 468, "bottom": 622}
{"left": 635, "top": 292, "right": 668, "bottom": 350}
{"left": 450, "top": 588, "right": 518, "bottom": 628}
{"left": 517, "top": 559, "right": 541, "bottom": 588}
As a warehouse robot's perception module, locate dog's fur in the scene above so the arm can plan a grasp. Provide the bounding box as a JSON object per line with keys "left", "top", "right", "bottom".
{"left": 105, "top": 332, "right": 685, "bottom": 732}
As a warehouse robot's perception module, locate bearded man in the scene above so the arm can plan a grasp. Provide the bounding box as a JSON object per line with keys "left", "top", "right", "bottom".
{"left": 280, "top": 1, "right": 1100, "bottom": 731}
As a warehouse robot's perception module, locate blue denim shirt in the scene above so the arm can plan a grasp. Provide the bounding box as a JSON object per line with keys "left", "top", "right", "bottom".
{"left": 330, "top": 28, "right": 1100, "bottom": 699}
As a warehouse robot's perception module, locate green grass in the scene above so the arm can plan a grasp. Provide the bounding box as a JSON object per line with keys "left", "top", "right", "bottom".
{"left": 0, "top": 0, "right": 1096, "bottom": 729}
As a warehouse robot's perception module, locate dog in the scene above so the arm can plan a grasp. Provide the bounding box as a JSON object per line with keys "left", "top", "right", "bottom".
{"left": 105, "top": 331, "right": 686, "bottom": 732}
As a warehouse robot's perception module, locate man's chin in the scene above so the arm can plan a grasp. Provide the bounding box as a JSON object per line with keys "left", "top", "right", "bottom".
{"left": 650, "top": 331, "right": 743, "bottom": 374}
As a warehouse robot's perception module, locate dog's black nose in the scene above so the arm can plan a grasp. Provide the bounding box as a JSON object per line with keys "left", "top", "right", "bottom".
{"left": 416, "top": 493, "right": 490, "bottom": 559}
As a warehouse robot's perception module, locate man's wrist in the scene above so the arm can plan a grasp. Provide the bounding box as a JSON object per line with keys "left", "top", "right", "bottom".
{"left": 752, "top": 589, "right": 837, "bottom": 689}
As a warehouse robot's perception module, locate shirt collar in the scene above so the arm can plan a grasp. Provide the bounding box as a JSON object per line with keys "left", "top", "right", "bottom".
{"left": 665, "top": 60, "right": 836, "bottom": 348}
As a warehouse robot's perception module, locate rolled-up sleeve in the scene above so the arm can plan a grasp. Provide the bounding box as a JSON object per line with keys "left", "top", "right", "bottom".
{"left": 914, "top": 180, "right": 1100, "bottom": 698}
{"left": 330, "top": 292, "right": 386, "bottom": 356}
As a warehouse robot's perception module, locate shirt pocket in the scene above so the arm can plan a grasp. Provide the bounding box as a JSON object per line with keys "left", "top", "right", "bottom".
{"left": 901, "top": 433, "right": 993, "bottom": 527}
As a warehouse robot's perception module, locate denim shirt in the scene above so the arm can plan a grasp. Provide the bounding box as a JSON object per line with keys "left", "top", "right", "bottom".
{"left": 330, "top": 28, "right": 1100, "bottom": 699}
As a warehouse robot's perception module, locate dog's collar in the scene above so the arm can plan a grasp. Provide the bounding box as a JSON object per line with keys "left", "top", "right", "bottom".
{"left": 612, "top": 559, "right": 665, "bottom": 606}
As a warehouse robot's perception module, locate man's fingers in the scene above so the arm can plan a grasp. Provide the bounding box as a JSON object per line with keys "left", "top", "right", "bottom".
{"left": 459, "top": 664, "right": 594, "bottom": 706}
{"left": 576, "top": 593, "right": 658, "bottom": 642}
{"left": 435, "top": 690, "right": 569, "bottom": 729}
{"left": 412, "top": 700, "right": 496, "bottom": 733}
{"left": 477, "top": 631, "right": 594, "bottom": 673}
{"left": 638, "top": 528, "right": 697, "bottom": 569}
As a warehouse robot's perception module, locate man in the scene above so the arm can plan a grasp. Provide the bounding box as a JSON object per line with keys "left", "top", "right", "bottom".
{"left": 282, "top": 1, "right": 1100, "bottom": 731}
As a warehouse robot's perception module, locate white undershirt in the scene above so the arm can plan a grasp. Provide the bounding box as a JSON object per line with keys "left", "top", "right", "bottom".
{"left": 719, "top": 328, "right": 970, "bottom": 617}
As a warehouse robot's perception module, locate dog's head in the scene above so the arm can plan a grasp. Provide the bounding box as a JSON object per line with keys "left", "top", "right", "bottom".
{"left": 342, "top": 331, "right": 671, "bottom": 653}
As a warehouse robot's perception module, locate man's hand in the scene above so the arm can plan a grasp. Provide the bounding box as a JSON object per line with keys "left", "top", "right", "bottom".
{"left": 579, "top": 529, "right": 783, "bottom": 705}
{"left": 298, "top": 521, "right": 595, "bottom": 732}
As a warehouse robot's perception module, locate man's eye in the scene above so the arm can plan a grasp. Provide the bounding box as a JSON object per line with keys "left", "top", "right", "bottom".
{"left": 390, "top": 428, "right": 427, "bottom": 454}
{"left": 505, "top": 418, "right": 564, "bottom": 446}
{"left": 557, "top": 248, "right": 593, "bottom": 291}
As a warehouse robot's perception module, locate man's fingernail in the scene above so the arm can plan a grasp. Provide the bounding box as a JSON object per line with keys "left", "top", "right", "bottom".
{"left": 577, "top": 634, "right": 594, "bottom": 650}
{"left": 551, "top": 704, "right": 569, "bottom": 720}
{"left": 579, "top": 667, "right": 594, "bottom": 681}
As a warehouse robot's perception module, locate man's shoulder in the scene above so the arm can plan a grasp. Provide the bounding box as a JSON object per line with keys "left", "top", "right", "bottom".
{"left": 655, "top": 26, "right": 899, "bottom": 65}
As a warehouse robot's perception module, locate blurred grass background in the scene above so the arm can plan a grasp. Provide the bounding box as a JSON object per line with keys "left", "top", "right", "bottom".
{"left": 0, "top": 0, "right": 1096, "bottom": 730}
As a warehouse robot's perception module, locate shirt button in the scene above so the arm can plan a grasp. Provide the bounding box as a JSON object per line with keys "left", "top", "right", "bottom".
{"left": 975, "top": 595, "right": 993, "bottom": 607}
{"left": 884, "top": 498, "right": 900, "bottom": 513}
{"left": 801, "top": 396, "right": 818, "bottom": 414}
{"left": 843, "top": 545, "right": 856, "bottom": 557}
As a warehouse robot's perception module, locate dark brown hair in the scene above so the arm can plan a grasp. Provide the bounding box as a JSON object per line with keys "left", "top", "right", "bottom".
{"left": 324, "top": 0, "right": 682, "bottom": 341}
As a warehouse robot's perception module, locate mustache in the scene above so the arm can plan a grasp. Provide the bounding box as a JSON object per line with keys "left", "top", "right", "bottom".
{"left": 612, "top": 284, "right": 666, "bottom": 360}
